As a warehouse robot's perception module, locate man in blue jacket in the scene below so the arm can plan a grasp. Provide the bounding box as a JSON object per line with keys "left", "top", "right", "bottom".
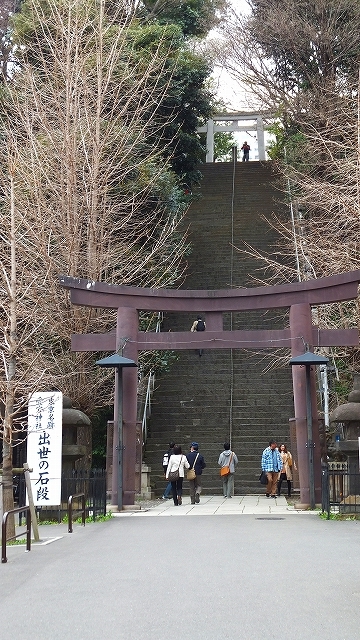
{"left": 261, "top": 439, "right": 282, "bottom": 498}
{"left": 186, "top": 442, "right": 206, "bottom": 504}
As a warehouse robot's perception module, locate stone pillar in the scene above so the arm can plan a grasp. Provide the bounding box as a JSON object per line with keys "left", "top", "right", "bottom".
{"left": 290, "top": 303, "right": 321, "bottom": 506}
{"left": 116, "top": 306, "right": 138, "bottom": 507}
{"left": 257, "top": 117, "right": 266, "bottom": 160}
{"left": 206, "top": 119, "right": 214, "bottom": 163}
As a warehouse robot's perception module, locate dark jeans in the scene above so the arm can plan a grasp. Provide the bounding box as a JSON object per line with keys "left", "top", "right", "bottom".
{"left": 163, "top": 481, "right": 172, "bottom": 498}
{"left": 171, "top": 478, "right": 184, "bottom": 505}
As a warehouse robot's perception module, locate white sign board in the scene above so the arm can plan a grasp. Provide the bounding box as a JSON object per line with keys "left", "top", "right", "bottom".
{"left": 27, "top": 392, "right": 63, "bottom": 506}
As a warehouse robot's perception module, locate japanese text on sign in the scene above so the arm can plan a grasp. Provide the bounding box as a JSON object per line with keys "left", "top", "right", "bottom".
{"left": 27, "top": 392, "right": 62, "bottom": 506}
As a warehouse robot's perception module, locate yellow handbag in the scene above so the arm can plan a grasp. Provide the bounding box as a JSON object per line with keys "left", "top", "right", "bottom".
{"left": 220, "top": 452, "right": 233, "bottom": 477}
{"left": 187, "top": 453, "right": 199, "bottom": 480}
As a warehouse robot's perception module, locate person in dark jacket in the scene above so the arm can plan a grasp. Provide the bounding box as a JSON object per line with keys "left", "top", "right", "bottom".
{"left": 241, "top": 141, "right": 250, "bottom": 161}
{"left": 186, "top": 442, "right": 206, "bottom": 504}
{"left": 190, "top": 316, "right": 206, "bottom": 356}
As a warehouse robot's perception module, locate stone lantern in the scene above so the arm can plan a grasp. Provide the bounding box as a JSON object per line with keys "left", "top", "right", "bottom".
{"left": 62, "top": 396, "right": 91, "bottom": 473}
{"left": 329, "top": 374, "right": 360, "bottom": 505}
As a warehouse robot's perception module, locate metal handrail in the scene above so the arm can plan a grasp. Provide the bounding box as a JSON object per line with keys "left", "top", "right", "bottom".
{"left": 140, "top": 312, "right": 162, "bottom": 446}
{"left": 67, "top": 493, "right": 86, "bottom": 533}
{"left": 2, "top": 506, "right": 31, "bottom": 563}
{"left": 142, "top": 371, "right": 154, "bottom": 445}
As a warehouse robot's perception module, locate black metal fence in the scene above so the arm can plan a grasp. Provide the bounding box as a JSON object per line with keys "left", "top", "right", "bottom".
{"left": 15, "top": 469, "right": 106, "bottom": 523}
{"left": 321, "top": 462, "right": 360, "bottom": 518}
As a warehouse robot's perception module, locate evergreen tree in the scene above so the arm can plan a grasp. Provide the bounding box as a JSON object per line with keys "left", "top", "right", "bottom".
{"left": 137, "top": 0, "right": 229, "bottom": 183}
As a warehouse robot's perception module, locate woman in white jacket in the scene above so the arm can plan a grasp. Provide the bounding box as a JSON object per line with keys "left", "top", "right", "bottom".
{"left": 166, "top": 445, "right": 190, "bottom": 506}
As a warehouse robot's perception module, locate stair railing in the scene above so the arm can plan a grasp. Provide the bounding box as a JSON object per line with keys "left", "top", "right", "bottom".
{"left": 141, "top": 313, "right": 162, "bottom": 446}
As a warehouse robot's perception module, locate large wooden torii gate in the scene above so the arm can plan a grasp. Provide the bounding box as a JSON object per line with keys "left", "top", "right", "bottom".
{"left": 60, "top": 270, "right": 360, "bottom": 508}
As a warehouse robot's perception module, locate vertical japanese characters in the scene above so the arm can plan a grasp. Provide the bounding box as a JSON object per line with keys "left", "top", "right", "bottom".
{"left": 27, "top": 392, "right": 63, "bottom": 506}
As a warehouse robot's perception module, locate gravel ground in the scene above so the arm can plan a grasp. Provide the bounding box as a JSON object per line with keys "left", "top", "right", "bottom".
{"left": 135, "top": 497, "right": 168, "bottom": 510}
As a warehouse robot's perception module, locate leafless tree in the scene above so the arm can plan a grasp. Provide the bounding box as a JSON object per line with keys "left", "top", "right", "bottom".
{"left": 0, "top": 0, "right": 189, "bottom": 522}
{"left": 215, "top": 0, "right": 360, "bottom": 393}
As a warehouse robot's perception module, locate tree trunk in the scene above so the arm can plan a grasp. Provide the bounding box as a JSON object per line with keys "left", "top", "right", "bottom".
{"left": 2, "top": 442, "right": 15, "bottom": 539}
{"left": 1, "top": 166, "right": 17, "bottom": 538}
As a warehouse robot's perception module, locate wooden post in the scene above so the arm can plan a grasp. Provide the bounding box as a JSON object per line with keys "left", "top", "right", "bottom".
{"left": 206, "top": 119, "right": 214, "bottom": 162}
{"left": 0, "top": 480, "right": 3, "bottom": 542}
{"left": 23, "top": 463, "right": 40, "bottom": 542}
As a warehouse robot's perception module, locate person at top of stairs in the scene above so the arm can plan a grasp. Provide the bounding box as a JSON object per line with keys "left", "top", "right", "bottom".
{"left": 241, "top": 140, "right": 250, "bottom": 161}
{"left": 190, "top": 316, "right": 206, "bottom": 356}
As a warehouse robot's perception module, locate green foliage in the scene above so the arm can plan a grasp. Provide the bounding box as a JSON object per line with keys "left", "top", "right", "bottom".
{"left": 38, "top": 512, "right": 113, "bottom": 524}
{"left": 139, "top": 350, "right": 179, "bottom": 378}
{"left": 129, "top": 5, "right": 218, "bottom": 184}
{"left": 213, "top": 131, "right": 236, "bottom": 162}
{"left": 319, "top": 511, "right": 356, "bottom": 520}
{"left": 331, "top": 359, "right": 353, "bottom": 405}
{"left": 74, "top": 512, "right": 113, "bottom": 524}
{"left": 266, "top": 121, "right": 307, "bottom": 164}
{"left": 91, "top": 407, "right": 113, "bottom": 468}
{"left": 141, "top": 0, "right": 228, "bottom": 37}
{"left": 152, "top": 49, "right": 213, "bottom": 184}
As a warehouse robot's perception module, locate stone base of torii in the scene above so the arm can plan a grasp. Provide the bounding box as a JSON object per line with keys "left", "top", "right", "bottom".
{"left": 60, "top": 271, "right": 360, "bottom": 509}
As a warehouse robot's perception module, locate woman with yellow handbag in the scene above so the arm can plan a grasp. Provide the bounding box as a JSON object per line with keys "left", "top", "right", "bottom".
{"left": 218, "top": 442, "right": 238, "bottom": 498}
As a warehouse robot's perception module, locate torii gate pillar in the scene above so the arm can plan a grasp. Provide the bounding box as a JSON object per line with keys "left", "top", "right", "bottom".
{"left": 113, "top": 307, "right": 138, "bottom": 507}
{"left": 290, "top": 303, "right": 321, "bottom": 507}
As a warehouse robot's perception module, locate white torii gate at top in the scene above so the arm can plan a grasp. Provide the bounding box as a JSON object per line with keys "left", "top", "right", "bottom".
{"left": 197, "top": 111, "right": 275, "bottom": 162}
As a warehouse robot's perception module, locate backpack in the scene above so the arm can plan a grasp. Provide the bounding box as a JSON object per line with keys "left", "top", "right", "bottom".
{"left": 196, "top": 319, "right": 205, "bottom": 331}
{"left": 162, "top": 452, "right": 169, "bottom": 467}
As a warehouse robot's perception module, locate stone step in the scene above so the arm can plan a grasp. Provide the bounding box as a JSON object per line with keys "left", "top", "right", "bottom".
{"left": 142, "top": 162, "right": 295, "bottom": 496}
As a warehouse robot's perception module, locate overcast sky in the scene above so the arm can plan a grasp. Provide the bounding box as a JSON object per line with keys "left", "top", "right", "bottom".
{"left": 210, "top": 0, "right": 251, "bottom": 110}
{"left": 208, "top": 2, "right": 274, "bottom": 158}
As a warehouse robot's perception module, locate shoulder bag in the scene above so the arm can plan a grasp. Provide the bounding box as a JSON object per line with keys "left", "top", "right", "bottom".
{"left": 187, "top": 453, "right": 199, "bottom": 480}
{"left": 259, "top": 470, "right": 268, "bottom": 485}
{"left": 220, "top": 452, "right": 233, "bottom": 477}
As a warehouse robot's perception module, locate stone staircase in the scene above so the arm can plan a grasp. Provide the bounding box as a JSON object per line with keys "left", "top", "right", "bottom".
{"left": 143, "top": 161, "right": 294, "bottom": 496}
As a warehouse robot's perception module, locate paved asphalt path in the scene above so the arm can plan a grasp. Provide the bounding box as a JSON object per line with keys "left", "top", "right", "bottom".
{"left": 1, "top": 513, "right": 360, "bottom": 640}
